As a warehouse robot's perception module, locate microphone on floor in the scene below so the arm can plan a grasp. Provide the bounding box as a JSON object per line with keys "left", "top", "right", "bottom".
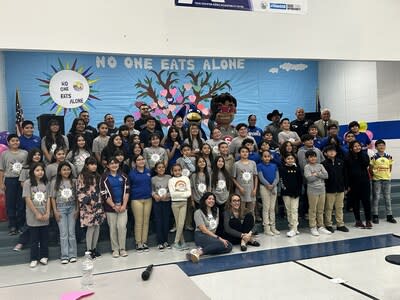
{"left": 141, "top": 264, "right": 154, "bottom": 281}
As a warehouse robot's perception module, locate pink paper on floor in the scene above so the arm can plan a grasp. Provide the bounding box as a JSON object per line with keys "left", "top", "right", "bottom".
{"left": 60, "top": 291, "right": 94, "bottom": 300}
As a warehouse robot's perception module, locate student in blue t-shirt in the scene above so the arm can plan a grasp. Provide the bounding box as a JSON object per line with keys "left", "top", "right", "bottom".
{"left": 242, "top": 138, "right": 260, "bottom": 164}
{"left": 100, "top": 157, "right": 130, "bottom": 258}
{"left": 128, "top": 154, "right": 152, "bottom": 252}
{"left": 257, "top": 150, "right": 280, "bottom": 236}
{"left": 348, "top": 121, "right": 371, "bottom": 150}
{"left": 19, "top": 120, "right": 41, "bottom": 151}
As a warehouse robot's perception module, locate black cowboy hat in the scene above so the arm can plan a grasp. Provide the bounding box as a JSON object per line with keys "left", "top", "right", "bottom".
{"left": 267, "top": 109, "right": 283, "bottom": 121}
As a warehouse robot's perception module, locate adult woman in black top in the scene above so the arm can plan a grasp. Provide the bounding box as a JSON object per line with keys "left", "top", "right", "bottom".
{"left": 67, "top": 117, "right": 94, "bottom": 150}
{"left": 223, "top": 193, "right": 260, "bottom": 251}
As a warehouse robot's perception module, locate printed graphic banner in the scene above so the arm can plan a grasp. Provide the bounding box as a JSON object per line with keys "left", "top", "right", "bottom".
{"left": 4, "top": 51, "right": 317, "bottom": 133}
{"left": 175, "top": 0, "right": 308, "bottom": 14}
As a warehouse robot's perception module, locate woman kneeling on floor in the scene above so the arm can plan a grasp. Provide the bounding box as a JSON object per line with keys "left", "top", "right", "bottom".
{"left": 187, "top": 192, "right": 232, "bottom": 263}
{"left": 223, "top": 193, "right": 260, "bottom": 251}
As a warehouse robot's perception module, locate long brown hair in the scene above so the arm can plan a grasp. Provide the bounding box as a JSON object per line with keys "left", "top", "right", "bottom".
{"left": 225, "top": 193, "right": 247, "bottom": 219}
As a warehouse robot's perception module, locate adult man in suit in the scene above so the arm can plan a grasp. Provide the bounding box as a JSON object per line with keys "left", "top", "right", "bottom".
{"left": 314, "top": 109, "right": 339, "bottom": 137}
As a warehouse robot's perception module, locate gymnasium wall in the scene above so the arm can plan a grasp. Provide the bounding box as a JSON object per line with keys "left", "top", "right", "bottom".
{"left": 1, "top": 51, "right": 318, "bottom": 133}
{"left": 319, "top": 61, "right": 400, "bottom": 178}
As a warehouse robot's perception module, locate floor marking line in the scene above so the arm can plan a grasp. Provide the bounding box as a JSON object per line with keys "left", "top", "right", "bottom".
{"left": 294, "top": 261, "right": 380, "bottom": 300}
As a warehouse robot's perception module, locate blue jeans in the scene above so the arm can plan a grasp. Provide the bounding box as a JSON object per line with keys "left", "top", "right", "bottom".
{"left": 194, "top": 231, "right": 232, "bottom": 255}
{"left": 57, "top": 205, "right": 77, "bottom": 259}
{"left": 372, "top": 180, "right": 392, "bottom": 215}
{"left": 5, "top": 177, "right": 24, "bottom": 229}
{"left": 153, "top": 201, "right": 171, "bottom": 244}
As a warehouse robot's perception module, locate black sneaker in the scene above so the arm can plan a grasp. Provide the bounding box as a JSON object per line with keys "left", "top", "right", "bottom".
{"left": 88, "top": 250, "right": 96, "bottom": 259}
{"left": 387, "top": 215, "right": 397, "bottom": 224}
{"left": 372, "top": 215, "right": 379, "bottom": 224}
{"left": 142, "top": 243, "right": 149, "bottom": 252}
{"left": 8, "top": 228, "right": 17, "bottom": 236}
{"left": 136, "top": 244, "right": 143, "bottom": 253}
{"left": 336, "top": 226, "right": 349, "bottom": 232}
{"left": 366, "top": 221, "right": 373, "bottom": 229}
{"left": 326, "top": 226, "right": 335, "bottom": 233}
{"left": 93, "top": 248, "right": 101, "bottom": 257}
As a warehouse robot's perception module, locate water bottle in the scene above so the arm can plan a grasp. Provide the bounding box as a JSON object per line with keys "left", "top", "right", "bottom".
{"left": 81, "top": 251, "right": 94, "bottom": 289}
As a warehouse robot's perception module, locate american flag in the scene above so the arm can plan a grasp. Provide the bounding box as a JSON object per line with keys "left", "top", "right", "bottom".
{"left": 315, "top": 88, "right": 321, "bottom": 113}
{"left": 16, "top": 90, "right": 24, "bottom": 136}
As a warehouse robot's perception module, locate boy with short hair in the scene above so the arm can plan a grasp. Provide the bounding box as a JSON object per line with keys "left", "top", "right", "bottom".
{"left": 322, "top": 145, "right": 349, "bottom": 233}
{"left": 304, "top": 150, "right": 330, "bottom": 236}
{"left": 19, "top": 120, "right": 41, "bottom": 151}
{"left": 218, "top": 142, "right": 235, "bottom": 175}
{"left": 278, "top": 118, "right": 301, "bottom": 146}
{"left": 176, "top": 144, "right": 196, "bottom": 178}
{"left": 370, "top": 139, "right": 396, "bottom": 224}
{"left": 297, "top": 134, "right": 325, "bottom": 172}
{"left": 262, "top": 130, "right": 279, "bottom": 150}
{"left": 348, "top": 121, "right": 371, "bottom": 150}
{"left": 308, "top": 124, "right": 323, "bottom": 149}
{"left": 242, "top": 138, "right": 260, "bottom": 164}
{"left": 0, "top": 134, "right": 28, "bottom": 235}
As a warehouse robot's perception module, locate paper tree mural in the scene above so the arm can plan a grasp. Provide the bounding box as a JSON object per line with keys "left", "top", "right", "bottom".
{"left": 37, "top": 58, "right": 100, "bottom": 116}
{"left": 134, "top": 70, "right": 231, "bottom": 126}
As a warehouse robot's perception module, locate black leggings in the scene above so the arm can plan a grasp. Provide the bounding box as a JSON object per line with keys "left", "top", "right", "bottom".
{"left": 350, "top": 181, "right": 372, "bottom": 222}
{"left": 224, "top": 213, "right": 254, "bottom": 245}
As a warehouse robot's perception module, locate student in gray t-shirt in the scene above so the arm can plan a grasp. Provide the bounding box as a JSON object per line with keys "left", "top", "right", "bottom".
{"left": 22, "top": 162, "right": 50, "bottom": 266}
{"left": 303, "top": 150, "right": 329, "bottom": 236}
{"left": 232, "top": 147, "right": 258, "bottom": 217}
{"left": 0, "top": 134, "right": 28, "bottom": 233}
{"left": 186, "top": 192, "right": 232, "bottom": 263}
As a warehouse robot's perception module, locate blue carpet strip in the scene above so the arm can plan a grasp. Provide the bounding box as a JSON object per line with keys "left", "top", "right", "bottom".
{"left": 177, "top": 234, "right": 400, "bottom": 277}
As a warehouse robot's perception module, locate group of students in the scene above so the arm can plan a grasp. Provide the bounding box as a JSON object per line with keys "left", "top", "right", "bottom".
{"left": 0, "top": 108, "right": 396, "bottom": 267}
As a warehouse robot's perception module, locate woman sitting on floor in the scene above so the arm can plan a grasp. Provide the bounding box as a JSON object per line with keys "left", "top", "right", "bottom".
{"left": 187, "top": 192, "right": 232, "bottom": 263}
{"left": 223, "top": 194, "right": 260, "bottom": 251}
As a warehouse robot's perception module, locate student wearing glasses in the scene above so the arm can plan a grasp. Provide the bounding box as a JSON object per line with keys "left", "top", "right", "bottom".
{"left": 223, "top": 194, "right": 260, "bottom": 251}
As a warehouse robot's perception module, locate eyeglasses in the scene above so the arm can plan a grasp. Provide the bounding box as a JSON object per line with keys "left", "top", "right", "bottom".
{"left": 232, "top": 199, "right": 241, "bottom": 203}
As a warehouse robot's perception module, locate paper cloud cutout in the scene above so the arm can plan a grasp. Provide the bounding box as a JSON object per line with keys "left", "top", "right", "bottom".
{"left": 279, "top": 63, "right": 308, "bottom": 72}
{"left": 269, "top": 67, "right": 279, "bottom": 74}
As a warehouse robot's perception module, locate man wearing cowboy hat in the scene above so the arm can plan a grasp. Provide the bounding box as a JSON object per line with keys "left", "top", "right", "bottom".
{"left": 264, "top": 109, "right": 283, "bottom": 143}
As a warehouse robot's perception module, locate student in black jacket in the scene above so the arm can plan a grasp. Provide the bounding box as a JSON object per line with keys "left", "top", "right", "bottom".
{"left": 345, "top": 141, "right": 372, "bottom": 229}
{"left": 279, "top": 153, "right": 303, "bottom": 237}
{"left": 322, "top": 145, "right": 349, "bottom": 233}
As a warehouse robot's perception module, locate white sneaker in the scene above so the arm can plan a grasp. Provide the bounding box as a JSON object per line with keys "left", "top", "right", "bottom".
{"left": 39, "top": 257, "right": 48, "bottom": 265}
{"left": 286, "top": 230, "right": 296, "bottom": 237}
{"left": 271, "top": 227, "right": 280, "bottom": 235}
{"left": 29, "top": 260, "right": 38, "bottom": 268}
{"left": 295, "top": 230, "right": 300, "bottom": 235}
{"left": 310, "top": 227, "right": 320, "bottom": 236}
{"left": 112, "top": 250, "right": 120, "bottom": 258}
{"left": 169, "top": 227, "right": 176, "bottom": 233}
{"left": 318, "top": 227, "right": 332, "bottom": 235}
{"left": 186, "top": 249, "right": 200, "bottom": 263}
